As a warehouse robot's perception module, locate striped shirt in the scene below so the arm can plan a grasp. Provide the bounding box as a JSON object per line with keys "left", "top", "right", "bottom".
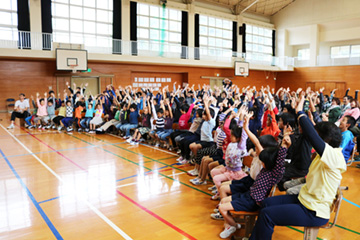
{"left": 214, "top": 127, "right": 226, "bottom": 149}
{"left": 156, "top": 117, "right": 165, "bottom": 129}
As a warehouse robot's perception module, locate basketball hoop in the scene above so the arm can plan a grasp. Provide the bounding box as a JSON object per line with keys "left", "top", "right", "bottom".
{"left": 69, "top": 64, "right": 78, "bottom": 73}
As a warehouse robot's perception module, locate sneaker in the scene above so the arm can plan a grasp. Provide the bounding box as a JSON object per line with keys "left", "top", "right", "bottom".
{"left": 38, "top": 125, "right": 42, "bottom": 129}
{"left": 208, "top": 185, "right": 217, "bottom": 191}
{"left": 42, "top": 127, "right": 46, "bottom": 130}
{"left": 122, "top": 136, "right": 129, "bottom": 139}
{"left": 178, "top": 159, "right": 189, "bottom": 165}
{"left": 212, "top": 189, "right": 218, "bottom": 195}
{"left": 28, "top": 125, "right": 34, "bottom": 129}
{"left": 78, "top": 128, "right": 82, "bottom": 132}
{"left": 52, "top": 125, "right": 56, "bottom": 129}
{"left": 210, "top": 212, "right": 224, "bottom": 220}
{"left": 85, "top": 128, "right": 89, "bottom": 132}
{"left": 155, "top": 143, "right": 160, "bottom": 147}
{"left": 187, "top": 169, "right": 199, "bottom": 176}
{"left": 213, "top": 208, "right": 220, "bottom": 213}
{"left": 130, "top": 141, "right": 139, "bottom": 145}
{"left": 190, "top": 178, "right": 200, "bottom": 184}
{"left": 45, "top": 125, "right": 52, "bottom": 129}
{"left": 7, "top": 124, "right": 14, "bottom": 129}
{"left": 68, "top": 127, "right": 73, "bottom": 131}
{"left": 24, "top": 123, "right": 29, "bottom": 128}
{"left": 177, "top": 149, "right": 181, "bottom": 154}
{"left": 96, "top": 128, "right": 102, "bottom": 131}
{"left": 211, "top": 194, "right": 220, "bottom": 201}
{"left": 219, "top": 224, "right": 241, "bottom": 239}
{"left": 89, "top": 130, "right": 95, "bottom": 134}
{"left": 356, "top": 164, "right": 360, "bottom": 168}
{"left": 57, "top": 126, "right": 62, "bottom": 131}
{"left": 176, "top": 156, "right": 184, "bottom": 162}
{"left": 126, "top": 138, "right": 133, "bottom": 143}
{"left": 193, "top": 180, "right": 207, "bottom": 186}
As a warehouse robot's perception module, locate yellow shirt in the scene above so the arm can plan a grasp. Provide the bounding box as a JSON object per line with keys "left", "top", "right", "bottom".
{"left": 298, "top": 143, "right": 346, "bottom": 219}
{"left": 58, "top": 107, "right": 66, "bottom": 117}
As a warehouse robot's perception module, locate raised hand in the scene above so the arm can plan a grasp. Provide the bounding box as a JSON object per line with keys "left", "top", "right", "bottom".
{"left": 282, "top": 135, "right": 292, "bottom": 148}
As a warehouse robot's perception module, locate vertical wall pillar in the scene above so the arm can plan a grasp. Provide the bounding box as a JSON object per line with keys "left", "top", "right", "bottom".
{"left": 236, "top": 15, "right": 243, "bottom": 56}
{"left": 122, "top": 0, "right": 131, "bottom": 55}
{"left": 187, "top": 3, "right": 195, "bottom": 59}
{"left": 29, "top": 0, "right": 42, "bottom": 50}
{"left": 309, "top": 24, "right": 319, "bottom": 66}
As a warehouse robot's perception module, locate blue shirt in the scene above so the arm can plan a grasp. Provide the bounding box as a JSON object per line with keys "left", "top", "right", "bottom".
{"left": 85, "top": 101, "right": 96, "bottom": 118}
{"left": 201, "top": 118, "right": 215, "bottom": 142}
{"left": 340, "top": 130, "right": 355, "bottom": 162}
{"left": 129, "top": 111, "right": 139, "bottom": 124}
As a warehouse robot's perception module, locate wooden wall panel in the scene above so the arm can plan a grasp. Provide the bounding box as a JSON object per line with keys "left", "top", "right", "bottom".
{"left": 0, "top": 58, "right": 275, "bottom": 111}
{"left": 276, "top": 66, "right": 360, "bottom": 98}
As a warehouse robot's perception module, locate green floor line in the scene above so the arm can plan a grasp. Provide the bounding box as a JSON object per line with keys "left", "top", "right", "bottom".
{"left": 157, "top": 156, "right": 179, "bottom": 161}
{"left": 65, "top": 133, "right": 212, "bottom": 197}
{"left": 81, "top": 133, "right": 189, "bottom": 174}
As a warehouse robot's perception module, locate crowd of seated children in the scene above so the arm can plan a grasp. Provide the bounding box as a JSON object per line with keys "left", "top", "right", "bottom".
{"left": 7, "top": 79, "right": 359, "bottom": 239}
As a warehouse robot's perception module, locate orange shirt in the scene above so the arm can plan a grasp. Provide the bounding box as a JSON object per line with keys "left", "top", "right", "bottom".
{"left": 260, "top": 110, "right": 281, "bottom": 140}
{"left": 74, "top": 106, "right": 84, "bottom": 119}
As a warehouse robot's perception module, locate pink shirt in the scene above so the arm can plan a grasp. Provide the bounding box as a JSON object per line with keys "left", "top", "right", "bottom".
{"left": 178, "top": 103, "right": 194, "bottom": 129}
{"left": 36, "top": 98, "right": 48, "bottom": 116}
{"left": 338, "top": 108, "right": 360, "bottom": 122}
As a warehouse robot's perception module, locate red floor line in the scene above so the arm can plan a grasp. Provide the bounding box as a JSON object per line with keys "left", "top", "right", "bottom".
{"left": 116, "top": 190, "right": 197, "bottom": 240}
{"left": 17, "top": 125, "right": 88, "bottom": 172}
{"left": 15, "top": 125, "right": 197, "bottom": 239}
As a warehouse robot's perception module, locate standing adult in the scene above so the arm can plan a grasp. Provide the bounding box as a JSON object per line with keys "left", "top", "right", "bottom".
{"left": 7, "top": 93, "right": 30, "bottom": 129}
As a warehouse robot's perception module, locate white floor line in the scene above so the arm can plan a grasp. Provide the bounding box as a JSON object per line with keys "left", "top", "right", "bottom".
{"left": 0, "top": 124, "right": 133, "bottom": 240}
{"left": 116, "top": 172, "right": 185, "bottom": 189}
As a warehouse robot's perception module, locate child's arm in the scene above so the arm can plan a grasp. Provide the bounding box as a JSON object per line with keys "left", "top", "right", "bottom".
{"left": 203, "top": 96, "right": 212, "bottom": 120}
{"left": 151, "top": 97, "right": 158, "bottom": 120}
{"left": 244, "top": 112, "right": 263, "bottom": 152}
{"left": 166, "top": 99, "right": 173, "bottom": 118}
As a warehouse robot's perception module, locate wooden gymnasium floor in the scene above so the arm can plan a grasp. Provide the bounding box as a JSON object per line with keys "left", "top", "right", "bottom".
{"left": 0, "top": 113, "right": 359, "bottom": 240}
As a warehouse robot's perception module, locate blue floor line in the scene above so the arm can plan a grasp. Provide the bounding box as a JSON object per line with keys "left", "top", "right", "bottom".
{"left": 38, "top": 196, "right": 61, "bottom": 204}
{"left": 343, "top": 197, "right": 360, "bottom": 208}
{"left": 0, "top": 148, "right": 63, "bottom": 240}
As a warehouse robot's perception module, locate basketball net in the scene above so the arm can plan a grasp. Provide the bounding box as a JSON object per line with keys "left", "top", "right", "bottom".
{"left": 70, "top": 65, "right": 78, "bottom": 73}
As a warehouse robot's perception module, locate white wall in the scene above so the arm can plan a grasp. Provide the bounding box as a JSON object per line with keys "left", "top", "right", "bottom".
{"left": 272, "top": 0, "right": 360, "bottom": 64}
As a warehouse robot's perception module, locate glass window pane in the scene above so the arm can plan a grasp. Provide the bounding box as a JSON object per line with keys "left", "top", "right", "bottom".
{"left": 70, "top": 0, "right": 82, "bottom": 6}
{"left": 1, "top": 0, "right": 11, "bottom": 10}
{"left": 84, "top": 21, "right": 95, "bottom": 34}
{"left": 246, "top": 34, "right": 252, "bottom": 42}
{"left": 138, "top": 4, "right": 149, "bottom": 15}
{"left": 84, "top": 0, "right": 95, "bottom": 7}
{"left": 70, "top": 19, "right": 83, "bottom": 32}
{"left": 223, "top": 30, "right": 231, "bottom": 39}
{"left": 169, "top": 32, "right": 180, "bottom": 42}
{"left": 0, "top": 27, "right": 13, "bottom": 40}
{"left": 54, "top": 18, "right": 69, "bottom": 31}
{"left": 208, "top": 27, "right": 215, "bottom": 36}
{"left": 200, "top": 26, "right": 207, "bottom": 35}
{"left": 169, "top": 21, "right": 179, "bottom": 31}
{"left": 169, "top": 9, "right": 178, "bottom": 20}
{"left": 208, "top": 37, "right": 215, "bottom": 46}
{"left": 258, "top": 27, "right": 264, "bottom": 36}
{"left": 215, "top": 28, "right": 222, "bottom": 37}
{"left": 96, "top": 23, "right": 109, "bottom": 34}
{"left": 139, "top": 16, "right": 149, "bottom": 27}
{"left": 84, "top": 8, "right": 95, "bottom": 20}
{"left": 138, "top": 28, "right": 149, "bottom": 39}
{"left": 246, "top": 25, "right": 252, "bottom": 33}
{"left": 200, "top": 15, "right": 207, "bottom": 25}
{"left": 97, "top": 9, "right": 109, "bottom": 22}
{"left": 54, "top": 32, "right": 70, "bottom": 43}
{"left": 208, "top": 17, "right": 215, "bottom": 27}
{"left": 253, "top": 26, "right": 258, "bottom": 35}
{"left": 223, "top": 20, "right": 231, "bottom": 30}
{"left": 149, "top": 6, "right": 159, "bottom": 17}
{"left": 12, "top": 13, "right": 17, "bottom": 25}
{"left": 53, "top": 3, "right": 69, "bottom": 18}
{"left": 70, "top": 33, "right": 83, "bottom": 44}
{"left": 84, "top": 34, "right": 96, "bottom": 46}
{"left": 0, "top": 12, "right": 12, "bottom": 25}
{"left": 216, "top": 18, "right": 222, "bottom": 28}
{"left": 150, "top": 18, "right": 159, "bottom": 28}
{"left": 200, "top": 36, "right": 208, "bottom": 46}
{"left": 351, "top": 45, "right": 360, "bottom": 57}
{"left": 215, "top": 39, "right": 222, "bottom": 47}
{"left": 70, "top": 6, "right": 82, "bottom": 19}
{"left": 150, "top": 29, "right": 159, "bottom": 40}
{"left": 97, "top": 0, "right": 108, "bottom": 9}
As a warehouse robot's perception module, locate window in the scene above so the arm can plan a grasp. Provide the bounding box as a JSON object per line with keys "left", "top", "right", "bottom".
{"left": 0, "top": 0, "right": 17, "bottom": 41}
{"left": 137, "top": 3, "right": 182, "bottom": 54}
{"left": 297, "top": 49, "right": 310, "bottom": 60}
{"left": 245, "top": 24, "right": 273, "bottom": 61}
{"left": 331, "top": 45, "right": 360, "bottom": 58}
{"left": 199, "top": 15, "right": 232, "bottom": 57}
{"left": 52, "top": 0, "right": 113, "bottom": 48}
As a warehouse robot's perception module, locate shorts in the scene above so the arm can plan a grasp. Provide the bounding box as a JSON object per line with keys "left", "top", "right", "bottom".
{"left": 231, "top": 191, "right": 259, "bottom": 212}
{"left": 210, "top": 148, "right": 225, "bottom": 165}
{"left": 138, "top": 127, "right": 150, "bottom": 135}
{"left": 230, "top": 176, "right": 255, "bottom": 195}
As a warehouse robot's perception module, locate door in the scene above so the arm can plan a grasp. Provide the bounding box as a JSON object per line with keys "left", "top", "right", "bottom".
{"left": 71, "top": 77, "right": 99, "bottom": 96}
{"left": 210, "top": 78, "right": 223, "bottom": 91}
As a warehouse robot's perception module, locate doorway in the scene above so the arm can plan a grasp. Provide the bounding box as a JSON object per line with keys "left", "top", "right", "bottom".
{"left": 71, "top": 77, "right": 99, "bottom": 96}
